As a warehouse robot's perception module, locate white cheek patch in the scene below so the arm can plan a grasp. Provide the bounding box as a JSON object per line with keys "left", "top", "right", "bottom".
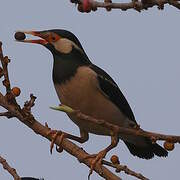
{"left": 53, "top": 38, "right": 82, "bottom": 54}
{"left": 54, "top": 38, "right": 72, "bottom": 54}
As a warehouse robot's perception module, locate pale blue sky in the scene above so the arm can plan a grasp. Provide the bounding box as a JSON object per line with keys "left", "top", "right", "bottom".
{"left": 0, "top": 1, "right": 180, "bottom": 179}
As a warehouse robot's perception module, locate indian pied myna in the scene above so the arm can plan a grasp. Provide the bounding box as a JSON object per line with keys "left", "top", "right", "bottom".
{"left": 15, "top": 29, "right": 168, "bottom": 169}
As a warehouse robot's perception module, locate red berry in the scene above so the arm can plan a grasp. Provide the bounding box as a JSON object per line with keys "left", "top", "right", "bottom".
{"left": 83, "top": 0, "right": 91, "bottom": 13}
{"left": 11, "top": 87, "right": 21, "bottom": 97}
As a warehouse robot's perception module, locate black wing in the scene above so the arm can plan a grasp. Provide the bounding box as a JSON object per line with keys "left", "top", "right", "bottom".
{"left": 90, "top": 64, "right": 136, "bottom": 123}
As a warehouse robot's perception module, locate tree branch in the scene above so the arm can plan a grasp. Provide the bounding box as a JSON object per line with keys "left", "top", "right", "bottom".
{"left": 0, "top": 92, "right": 121, "bottom": 180}
{"left": 0, "top": 42, "right": 11, "bottom": 93}
{"left": 52, "top": 105, "right": 180, "bottom": 145}
{"left": 102, "top": 160, "right": 149, "bottom": 180}
{"left": 0, "top": 39, "right": 178, "bottom": 180}
{"left": 0, "top": 41, "right": 150, "bottom": 179}
{"left": 70, "top": 0, "right": 180, "bottom": 13}
{"left": 0, "top": 41, "right": 121, "bottom": 180}
{"left": 0, "top": 155, "right": 21, "bottom": 180}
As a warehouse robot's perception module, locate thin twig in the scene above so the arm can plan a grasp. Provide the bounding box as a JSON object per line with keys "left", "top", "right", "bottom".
{"left": 0, "top": 42, "right": 11, "bottom": 93}
{"left": 0, "top": 155, "right": 21, "bottom": 180}
{"left": 23, "top": 94, "right": 37, "bottom": 113}
{"left": 70, "top": 0, "right": 180, "bottom": 12}
{"left": 52, "top": 105, "right": 180, "bottom": 144}
{"left": 102, "top": 160, "right": 149, "bottom": 180}
{"left": 0, "top": 111, "right": 13, "bottom": 118}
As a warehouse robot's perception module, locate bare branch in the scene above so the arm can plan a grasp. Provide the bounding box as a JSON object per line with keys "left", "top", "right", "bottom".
{"left": 23, "top": 94, "right": 37, "bottom": 113}
{"left": 0, "top": 40, "right": 178, "bottom": 179}
{"left": 70, "top": 0, "right": 180, "bottom": 13}
{"left": 0, "top": 41, "right": 151, "bottom": 180}
{"left": 0, "top": 93, "right": 121, "bottom": 180}
{"left": 102, "top": 160, "right": 149, "bottom": 180}
{"left": 0, "top": 155, "right": 21, "bottom": 180}
{"left": 0, "top": 42, "right": 11, "bottom": 93}
{"left": 52, "top": 105, "right": 180, "bottom": 144}
{"left": 0, "top": 111, "right": 14, "bottom": 118}
{"left": 0, "top": 41, "right": 121, "bottom": 180}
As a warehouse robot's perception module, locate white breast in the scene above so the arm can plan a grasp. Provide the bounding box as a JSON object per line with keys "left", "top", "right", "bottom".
{"left": 54, "top": 66, "right": 132, "bottom": 135}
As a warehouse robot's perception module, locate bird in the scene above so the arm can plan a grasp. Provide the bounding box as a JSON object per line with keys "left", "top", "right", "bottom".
{"left": 15, "top": 29, "right": 168, "bottom": 167}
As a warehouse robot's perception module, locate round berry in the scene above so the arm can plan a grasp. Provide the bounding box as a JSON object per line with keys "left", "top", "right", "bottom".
{"left": 83, "top": 0, "right": 92, "bottom": 13}
{"left": 14, "top": 32, "right": 26, "bottom": 41}
{"left": 163, "top": 141, "right": 175, "bottom": 151}
{"left": 110, "top": 155, "right": 120, "bottom": 164}
{"left": 11, "top": 87, "right": 21, "bottom": 97}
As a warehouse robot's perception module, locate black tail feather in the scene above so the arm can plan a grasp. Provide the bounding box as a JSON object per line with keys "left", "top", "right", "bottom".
{"left": 124, "top": 140, "right": 168, "bottom": 159}
{"left": 152, "top": 143, "right": 168, "bottom": 157}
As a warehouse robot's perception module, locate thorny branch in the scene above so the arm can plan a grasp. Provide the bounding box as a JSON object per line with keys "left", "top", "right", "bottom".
{"left": 0, "top": 155, "right": 21, "bottom": 180}
{"left": 70, "top": 0, "right": 180, "bottom": 13}
{"left": 0, "top": 41, "right": 179, "bottom": 179}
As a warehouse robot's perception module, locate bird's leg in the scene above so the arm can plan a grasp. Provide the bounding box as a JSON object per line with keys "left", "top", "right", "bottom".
{"left": 86, "top": 135, "right": 119, "bottom": 178}
{"left": 46, "top": 127, "right": 89, "bottom": 154}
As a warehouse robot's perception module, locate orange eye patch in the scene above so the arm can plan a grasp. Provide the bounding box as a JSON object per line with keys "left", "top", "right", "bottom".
{"left": 48, "top": 33, "right": 61, "bottom": 43}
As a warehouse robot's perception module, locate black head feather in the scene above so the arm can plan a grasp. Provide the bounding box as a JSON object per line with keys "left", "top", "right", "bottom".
{"left": 48, "top": 29, "right": 85, "bottom": 52}
{"left": 42, "top": 29, "right": 92, "bottom": 84}
{"left": 42, "top": 29, "right": 89, "bottom": 59}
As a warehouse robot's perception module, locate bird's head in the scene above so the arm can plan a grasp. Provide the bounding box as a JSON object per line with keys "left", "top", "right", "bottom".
{"left": 15, "top": 29, "right": 90, "bottom": 62}
{"left": 16, "top": 29, "right": 92, "bottom": 83}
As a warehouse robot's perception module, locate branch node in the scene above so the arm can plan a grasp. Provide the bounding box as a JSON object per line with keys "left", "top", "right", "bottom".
{"left": 132, "top": 1, "right": 142, "bottom": 12}
{"left": 104, "top": 0, "right": 112, "bottom": 11}
{"left": 23, "top": 94, "right": 37, "bottom": 113}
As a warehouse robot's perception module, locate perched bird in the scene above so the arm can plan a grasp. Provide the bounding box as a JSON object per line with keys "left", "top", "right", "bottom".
{"left": 15, "top": 29, "right": 168, "bottom": 163}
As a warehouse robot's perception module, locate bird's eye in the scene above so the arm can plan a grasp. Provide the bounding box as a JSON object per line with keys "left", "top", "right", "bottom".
{"left": 52, "top": 36, "right": 56, "bottom": 42}
{"left": 49, "top": 33, "right": 60, "bottom": 43}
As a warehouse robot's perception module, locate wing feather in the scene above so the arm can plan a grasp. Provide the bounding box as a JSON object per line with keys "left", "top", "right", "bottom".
{"left": 90, "top": 64, "right": 136, "bottom": 123}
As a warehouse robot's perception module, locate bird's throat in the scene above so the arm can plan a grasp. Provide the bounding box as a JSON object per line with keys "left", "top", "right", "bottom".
{"left": 52, "top": 55, "right": 80, "bottom": 84}
{"left": 52, "top": 49, "right": 91, "bottom": 85}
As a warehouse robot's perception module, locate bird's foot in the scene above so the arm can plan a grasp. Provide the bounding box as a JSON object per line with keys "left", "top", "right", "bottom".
{"left": 46, "top": 127, "right": 65, "bottom": 154}
{"left": 84, "top": 149, "right": 107, "bottom": 178}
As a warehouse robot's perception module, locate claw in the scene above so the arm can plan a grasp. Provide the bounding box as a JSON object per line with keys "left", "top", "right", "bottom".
{"left": 56, "top": 145, "right": 63, "bottom": 153}
{"left": 50, "top": 131, "right": 59, "bottom": 154}
{"left": 54, "top": 132, "right": 66, "bottom": 153}
{"left": 46, "top": 128, "right": 66, "bottom": 154}
{"left": 84, "top": 150, "right": 107, "bottom": 179}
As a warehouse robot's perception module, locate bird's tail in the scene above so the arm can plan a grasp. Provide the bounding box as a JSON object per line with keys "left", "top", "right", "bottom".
{"left": 124, "top": 139, "right": 168, "bottom": 159}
